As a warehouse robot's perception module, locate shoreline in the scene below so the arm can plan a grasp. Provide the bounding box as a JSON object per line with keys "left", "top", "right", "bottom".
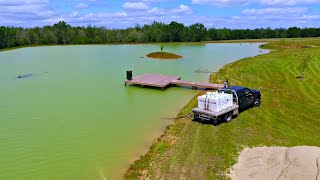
{"left": 123, "top": 38, "right": 320, "bottom": 179}
{"left": 1, "top": 37, "right": 319, "bottom": 53}
{"left": 124, "top": 42, "right": 272, "bottom": 179}
{"left": 0, "top": 38, "right": 304, "bottom": 52}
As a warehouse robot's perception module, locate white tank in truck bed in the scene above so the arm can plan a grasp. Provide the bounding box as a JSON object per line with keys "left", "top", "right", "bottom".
{"left": 197, "top": 92, "right": 233, "bottom": 113}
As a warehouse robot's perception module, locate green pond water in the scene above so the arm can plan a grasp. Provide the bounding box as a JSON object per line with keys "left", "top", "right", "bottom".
{"left": 0, "top": 43, "right": 267, "bottom": 180}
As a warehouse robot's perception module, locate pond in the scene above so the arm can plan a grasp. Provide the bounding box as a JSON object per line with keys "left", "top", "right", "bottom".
{"left": 0, "top": 43, "right": 267, "bottom": 179}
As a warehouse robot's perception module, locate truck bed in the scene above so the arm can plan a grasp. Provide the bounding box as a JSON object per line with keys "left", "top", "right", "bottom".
{"left": 192, "top": 104, "right": 239, "bottom": 117}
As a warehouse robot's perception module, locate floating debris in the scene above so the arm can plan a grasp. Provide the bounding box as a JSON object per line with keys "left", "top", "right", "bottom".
{"left": 17, "top": 74, "right": 32, "bottom": 79}
{"left": 194, "top": 67, "right": 217, "bottom": 73}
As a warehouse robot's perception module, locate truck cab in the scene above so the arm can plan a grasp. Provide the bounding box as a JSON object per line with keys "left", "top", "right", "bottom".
{"left": 218, "top": 86, "right": 261, "bottom": 109}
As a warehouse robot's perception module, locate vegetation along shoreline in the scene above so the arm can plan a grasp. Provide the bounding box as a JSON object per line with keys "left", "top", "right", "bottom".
{"left": 124, "top": 38, "right": 320, "bottom": 179}
{"left": 1, "top": 21, "right": 320, "bottom": 50}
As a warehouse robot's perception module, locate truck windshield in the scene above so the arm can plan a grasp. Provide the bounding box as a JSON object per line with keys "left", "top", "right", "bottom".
{"left": 218, "top": 89, "right": 237, "bottom": 104}
{"left": 218, "top": 89, "right": 232, "bottom": 94}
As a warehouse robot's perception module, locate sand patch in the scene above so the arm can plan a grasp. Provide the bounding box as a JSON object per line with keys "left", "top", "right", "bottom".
{"left": 229, "top": 146, "right": 320, "bottom": 180}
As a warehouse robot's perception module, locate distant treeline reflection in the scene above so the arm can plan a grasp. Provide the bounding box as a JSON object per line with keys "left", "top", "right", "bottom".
{"left": 1, "top": 21, "right": 319, "bottom": 49}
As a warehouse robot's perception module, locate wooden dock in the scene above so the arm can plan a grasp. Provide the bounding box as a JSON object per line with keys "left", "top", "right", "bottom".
{"left": 125, "top": 74, "right": 224, "bottom": 90}
{"left": 171, "top": 79, "right": 224, "bottom": 89}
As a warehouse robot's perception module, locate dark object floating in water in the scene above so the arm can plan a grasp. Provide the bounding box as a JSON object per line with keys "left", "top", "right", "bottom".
{"left": 17, "top": 74, "right": 32, "bottom": 79}
{"left": 194, "top": 66, "right": 216, "bottom": 73}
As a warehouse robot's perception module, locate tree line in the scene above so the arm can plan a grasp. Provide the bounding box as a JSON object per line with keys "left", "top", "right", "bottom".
{"left": 1, "top": 21, "right": 320, "bottom": 49}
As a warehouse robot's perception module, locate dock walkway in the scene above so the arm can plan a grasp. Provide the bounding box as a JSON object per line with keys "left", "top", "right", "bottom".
{"left": 125, "top": 74, "right": 224, "bottom": 90}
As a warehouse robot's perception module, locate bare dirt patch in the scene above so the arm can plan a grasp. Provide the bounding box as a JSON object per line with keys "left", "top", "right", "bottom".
{"left": 229, "top": 146, "right": 320, "bottom": 180}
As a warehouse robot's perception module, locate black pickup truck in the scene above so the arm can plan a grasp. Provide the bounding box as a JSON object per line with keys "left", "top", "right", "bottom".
{"left": 218, "top": 86, "right": 261, "bottom": 109}
{"left": 193, "top": 86, "right": 261, "bottom": 125}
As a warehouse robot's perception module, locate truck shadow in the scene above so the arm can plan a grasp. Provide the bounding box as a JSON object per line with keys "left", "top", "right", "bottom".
{"left": 192, "top": 118, "right": 224, "bottom": 126}
{"left": 192, "top": 105, "right": 254, "bottom": 126}
{"left": 238, "top": 105, "right": 254, "bottom": 113}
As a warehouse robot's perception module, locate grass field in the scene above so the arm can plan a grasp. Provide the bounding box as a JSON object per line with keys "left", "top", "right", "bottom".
{"left": 124, "top": 38, "right": 320, "bottom": 179}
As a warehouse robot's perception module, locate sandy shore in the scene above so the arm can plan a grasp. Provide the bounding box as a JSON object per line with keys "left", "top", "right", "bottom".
{"left": 229, "top": 146, "right": 320, "bottom": 180}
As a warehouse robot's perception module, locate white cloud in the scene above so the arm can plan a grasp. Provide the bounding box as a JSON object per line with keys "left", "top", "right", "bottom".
{"left": 171, "top": 4, "right": 192, "bottom": 14}
{"left": 260, "top": 0, "right": 319, "bottom": 6}
{"left": 0, "top": 0, "right": 58, "bottom": 23}
{"left": 299, "top": 15, "right": 320, "bottom": 20}
{"left": 192, "top": 0, "right": 252, "bottom": 7}
{"left": 242, "top": 7, "right": 308, "bottom": 15}
{"left": 62, "top": 11, "right": 128, "bottom": 26}
{"left": 0, "top": 0, "right": 319, "bottom": 29}
{"left": 147, "top": 7, "right": 165, "bottom": 15}
{"left": 191, "top": 0, "right": 320, "bottom": 6}
{"left": 75, "top": 3, "right": 88, "bottom": 9}
{"left": 0, "top": 0, "right": 49, "bottom": 6}
{"left": 122, "top": 2, "right": 149, "bottom": 11}
{"left": 84, "top": 12, "right": 128, "bottom": 19}
{"left": 141, "top": 0, "right": 171, "bottom": 2}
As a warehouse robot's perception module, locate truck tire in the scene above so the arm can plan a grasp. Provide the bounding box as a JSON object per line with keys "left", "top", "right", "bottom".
{"left": 224, "top": 112, "right": 233, "bottom": 123}
{"left": 193, "top": 113, "right": 199, "bottom": 121}
{"left": 212, "top": 119, "right": 218, "bottom": 126}
{"left": 253, "top": 99, "right": 261, "bottom": 107}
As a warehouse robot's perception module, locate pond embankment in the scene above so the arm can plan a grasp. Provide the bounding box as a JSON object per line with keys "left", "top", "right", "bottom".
{"left": 124, "top": 38, "right": 320, "bottom": 179}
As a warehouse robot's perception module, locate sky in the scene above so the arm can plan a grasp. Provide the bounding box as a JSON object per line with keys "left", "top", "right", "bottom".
{"left": 0, "top": 0, "right": 320, "bottom": 29}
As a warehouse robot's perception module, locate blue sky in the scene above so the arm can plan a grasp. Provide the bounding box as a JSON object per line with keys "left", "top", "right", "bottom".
{"left": 1, "top": 0, "right": 320, "bottom": 29}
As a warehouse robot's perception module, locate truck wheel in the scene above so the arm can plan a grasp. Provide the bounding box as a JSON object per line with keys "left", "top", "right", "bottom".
{"left": 193, "top": 113, "right": 199, "bottom": 121}
{"left": 254, "top": 99, "right": 261, "bottom": 107}
{"left": 224, "top": 113, "right": 233, "bottom": 123}
{"left": 212, "top": 119, "right": 218, "bottom": 126}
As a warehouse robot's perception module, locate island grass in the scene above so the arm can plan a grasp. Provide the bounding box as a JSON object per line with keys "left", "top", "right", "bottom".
{"left": 124, "top": 38, "right": 320, "bottom": 179}
{"left": 146, "top": 52, "right": 183, "bottom": 60}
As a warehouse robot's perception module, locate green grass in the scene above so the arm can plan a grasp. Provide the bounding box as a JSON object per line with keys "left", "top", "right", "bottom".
{"left": 124, "top": 38, "right": 320, "bottom": 179}
{"left": 205, "top": 37, "right": 320, "bottom": 44}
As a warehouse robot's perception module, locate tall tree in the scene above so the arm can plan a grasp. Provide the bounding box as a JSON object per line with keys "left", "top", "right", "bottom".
{"left": 168, "top": 21, "right": 184, "bottom": 42}
{"left": 188, "top": 23, "right": 207, "bottom": 42}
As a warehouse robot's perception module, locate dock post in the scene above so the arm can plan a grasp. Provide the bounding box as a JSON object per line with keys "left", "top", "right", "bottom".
{"left": 126, "top": 71, "right": 133, "bottom": 80}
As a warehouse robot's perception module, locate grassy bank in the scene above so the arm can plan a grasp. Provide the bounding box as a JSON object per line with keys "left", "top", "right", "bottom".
{"left": 124, "top": 38, "right": 320, "bottom": 179}
{"left": 204, "top": 37, "right": 320, "bottom": 43}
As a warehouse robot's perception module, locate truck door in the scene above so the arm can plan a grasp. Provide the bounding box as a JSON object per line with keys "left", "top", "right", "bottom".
{"left": 244, "top": 88, "right": 254, "bottom": 107}
{"left": 237, "top": 89, "right": 245, "bottom": 109}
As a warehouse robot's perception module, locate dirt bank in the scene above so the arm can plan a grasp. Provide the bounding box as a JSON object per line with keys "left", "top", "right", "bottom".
{"left": 229, "top": 146, "right": 320, "bottom": 180}
{"left": 146, "top": 52, "right": 182, "bottom": 60}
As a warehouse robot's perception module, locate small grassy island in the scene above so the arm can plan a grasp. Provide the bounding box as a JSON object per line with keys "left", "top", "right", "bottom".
{"left": 146, "top": 52, "right": 182, "bottom": 60}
